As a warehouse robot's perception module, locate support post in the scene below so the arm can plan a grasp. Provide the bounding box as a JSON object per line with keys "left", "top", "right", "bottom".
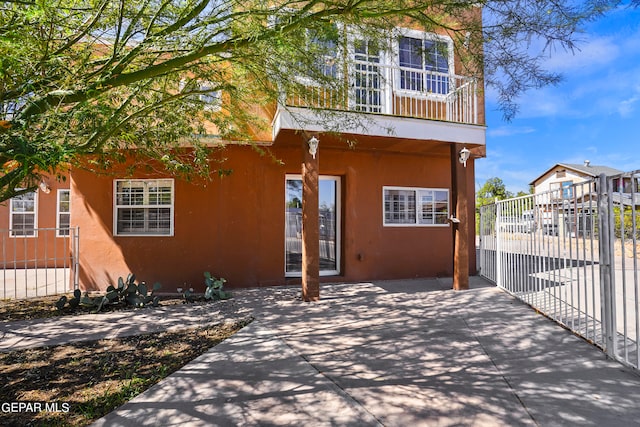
{"left": 598, "top": 173, "right": 616, "bottom": 355}
{"left": 451, "top": 143, "right": 470, "bottom": 290}
{"left": 301, "top": 136, "right": 320, "bottom": 301}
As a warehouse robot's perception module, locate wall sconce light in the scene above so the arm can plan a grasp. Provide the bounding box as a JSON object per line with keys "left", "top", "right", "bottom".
{"left": 308, "top": 136, "right": 319, "bottom": 159}
{"left": 39, "top": 179, "right": 51, "bottom": 194}
{"left": 459, "top": 147, "right": 471, "bottom": 168}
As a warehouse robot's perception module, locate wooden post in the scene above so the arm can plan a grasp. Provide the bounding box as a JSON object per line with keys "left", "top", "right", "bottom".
{"left": 451, "top": 143, "right": 470, "bottom": 290}
{"left": 301, "top": 136, "right": 320, "bottom": 301}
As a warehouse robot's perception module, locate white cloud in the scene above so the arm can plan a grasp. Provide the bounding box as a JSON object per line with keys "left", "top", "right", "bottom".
{"left": 487, "top": 16, "right": 640, "bottom": 121}
{"left": 542, "top": 35, "right": 620, "bottom": 74}
{"left": 618, "top": 95, "right": 640, "bottom": 117}
{"left": 510, "top": 87, "right": 575, "bottom": 119}
{"left": 487, "top": 126, "right": 536, "bottom": 137}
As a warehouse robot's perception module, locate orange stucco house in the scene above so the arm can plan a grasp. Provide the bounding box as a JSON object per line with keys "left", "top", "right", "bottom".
{"left": 1, "top": 14, "right": 486, "bottom": 300}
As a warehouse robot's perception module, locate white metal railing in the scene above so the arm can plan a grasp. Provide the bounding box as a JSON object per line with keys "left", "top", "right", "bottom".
{"left": 478, "top": 171, "right": 640, "bottom": 370}
{"left": 1, "top": 227, "right": 79, "bottom": 299}
{"left": 286, "top": 61, "right": 479, "bottom": 125}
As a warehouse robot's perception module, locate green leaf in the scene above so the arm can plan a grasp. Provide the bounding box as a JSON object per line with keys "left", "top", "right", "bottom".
{"left": 55, "top": 296, "right": 67, "bottom": 310}
{"left": 106, "top": 290, "right": 118, "bottom": 301}
{"left": 69, "top": 297, "right": 80, "bottom": 309}
{"left": 126, "top": 295, "right": 141, "bottom": 306}
{"left": 80, "top": 294, "right": 93, "bottom": 306}
{"left": 96, "top": 296, "right": 108, "bottom": 312}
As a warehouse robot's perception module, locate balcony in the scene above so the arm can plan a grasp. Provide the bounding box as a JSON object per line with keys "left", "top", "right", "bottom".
{"left": 273, "top": 60, "right": 485, "bottom": 146}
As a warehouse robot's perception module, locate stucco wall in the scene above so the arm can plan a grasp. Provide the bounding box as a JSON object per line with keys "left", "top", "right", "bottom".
{"left": 72, "top": 143, "right": 476, "bottom": 292}
{"left": 533, "top": 167, "right": 589, "bottom": 194}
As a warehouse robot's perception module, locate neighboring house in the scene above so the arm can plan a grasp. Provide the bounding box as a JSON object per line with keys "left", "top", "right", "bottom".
{"left": 1, "top": 12, "right": 486, "bottom": 298}
{"left": 529, "top": 161, "right": 639, "bottom": 237}
{"left": 530, "top": 161, "right": 624, "bottom": 201}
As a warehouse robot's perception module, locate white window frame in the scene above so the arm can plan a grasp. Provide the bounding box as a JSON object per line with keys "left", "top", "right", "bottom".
{"left": 57, "top": 189, "right": 71, "bottom": 237}
{"left": 113, "top": 179, "right": 175, "bottom": 237}
{"left": 346, "top": 30, "right": 391, "bottom": 114}
{"left": 383, "top": 186, "right": 450, "bottom": 227}
{"left": 393, "top": 28, "right": 454, "bottom": 98}
{"left": 9, "top": 190, "right": 38, "bottom": 237}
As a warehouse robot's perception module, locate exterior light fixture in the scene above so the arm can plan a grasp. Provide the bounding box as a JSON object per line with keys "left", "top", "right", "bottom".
{"left": 459, "top": 146, "right": 471, "bottom": 167}
{"left": 39, "top": 179, "right": 51, "bottom": 194}
{"left": 308, "top": 136, "right": 319, "bottom": 159}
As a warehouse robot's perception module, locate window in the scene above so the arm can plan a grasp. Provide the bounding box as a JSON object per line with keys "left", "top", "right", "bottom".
{"left": 179, "top": 80, "right": 221, "bottom": 112}
{"left": 10, "top": 191, "right": 37, "bottom": 237}
{"left": 114, "top": 179, "right": 174, "bottom": 236}
{"left": 196, "top": 81, "right": 222, "bottom": 112}
{"left": 298, "top": 24, "right": 340, "bottom": 81}
{"left": 550, "top": 181, "right": 573, "bottom": 199}
{"left": 311, "top": 29, "right": 338, "bottom": 78}
{"left": 398, "top": 34, "right": 451, "bottom": 94}
{"left": 353, "top": 39, "right": 382, "bottom": 112}
{"left": 384, "top": 187, "right": 449, "bottom": 226}
{"left": 57, "top": 189, "right": 71, "bottom": 236}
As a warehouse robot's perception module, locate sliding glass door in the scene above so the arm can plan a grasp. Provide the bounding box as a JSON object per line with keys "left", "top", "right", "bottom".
{"left": 285, "top": 175, "right": 340, "bottom": 276}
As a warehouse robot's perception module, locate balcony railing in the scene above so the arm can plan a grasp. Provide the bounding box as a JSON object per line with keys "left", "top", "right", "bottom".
{"left": 285, "top": 61, "right": 480, "bottom": 126}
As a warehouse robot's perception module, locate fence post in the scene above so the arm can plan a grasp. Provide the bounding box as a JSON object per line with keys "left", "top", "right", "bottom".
{"left": 73, "top": 227, "right": 80, "bottom": 291}
{"left": 598, "top": 173, "right": 616, "bottom": 357}
{"left": 496, "top": 201, "right": 503, "bottom": 288}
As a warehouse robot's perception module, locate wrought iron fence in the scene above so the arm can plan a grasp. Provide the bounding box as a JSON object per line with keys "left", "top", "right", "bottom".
{"left": 0, "top": 227, "right": 79, "bottom": 300}
{"left": 478, "top": 171, "right": 640, "bottom": 370}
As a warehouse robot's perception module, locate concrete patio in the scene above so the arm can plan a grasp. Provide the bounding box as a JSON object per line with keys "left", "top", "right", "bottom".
{"left": 3, "top": 276, "right": 640, "bottom": 426}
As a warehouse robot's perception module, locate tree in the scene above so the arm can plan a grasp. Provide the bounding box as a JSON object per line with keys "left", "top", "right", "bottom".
{"left": 476, "top": 177, "right": 513, "bottom": 208}
{"left": 0, "top": 0, "right": 622, "bottom": 201}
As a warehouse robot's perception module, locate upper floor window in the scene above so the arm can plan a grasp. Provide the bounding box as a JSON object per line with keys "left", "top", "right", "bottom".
{"left": 180, "top": 80, "right": 221, "bottom": 112}
{"left": 57, "top": 189, "right": 71, "bottom": 236}
{"left": 10, "top": 191, "right": 37, "bottom": 237}
{"left": 550, "top": 181, "right": 573, "bottom": 199}
{"left": 196, "top": 81, "right": 222, "bottom": 112}
{"left": 114, "top": 179, "right": 174, "bottom": 236}
{"left": 383, "top": 187, "right": 449, "bottom": 226}
{"left": 398, "top": 33, "right": 452, "bottom": 95}
{"left": 298, "top": 24, "right": 340, "bottom": 81}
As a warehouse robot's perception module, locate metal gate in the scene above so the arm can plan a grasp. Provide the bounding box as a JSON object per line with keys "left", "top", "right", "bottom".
{"left": 1, "top": 227, "right": 79, "bottom": 299}
{"left": 478, "top": 172, "right": 640, "bottom": 370}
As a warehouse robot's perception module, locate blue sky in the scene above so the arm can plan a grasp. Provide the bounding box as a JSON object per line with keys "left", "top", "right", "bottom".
{"left": 477, "top": 5, "right": 640, "bottom": 194}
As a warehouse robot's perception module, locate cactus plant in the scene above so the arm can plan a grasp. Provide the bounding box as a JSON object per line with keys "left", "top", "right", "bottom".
{"left": 54, "top": 274, "right": 161, "bottom": 312}
{"left": 204, "top": 272, "right": 231, "bottom": 300}
{"left": 55, "top": 289, "right": 81, "bottom": 311}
